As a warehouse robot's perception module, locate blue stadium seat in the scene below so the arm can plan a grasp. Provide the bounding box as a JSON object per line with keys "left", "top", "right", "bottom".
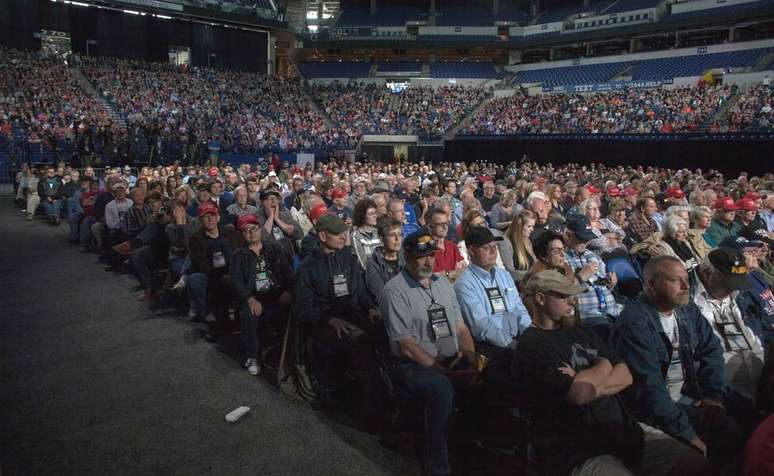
{"left": 376, "top": 62, "right": 423, "bottom": 73}
{"left": 514, "top": 62, "right": 632, "bottom": 87}
{"left": 298, "top": 62, "right": 372, "bottom": 79}
{"left": 430, "top": 63, "right": 498, "bottom": 79}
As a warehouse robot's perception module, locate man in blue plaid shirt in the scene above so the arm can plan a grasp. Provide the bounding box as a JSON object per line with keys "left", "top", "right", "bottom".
{"left": 563, "top": 214, "right": 623, "bottom": 336}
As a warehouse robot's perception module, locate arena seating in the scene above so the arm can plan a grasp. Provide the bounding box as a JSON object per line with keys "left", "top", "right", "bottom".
{"left": 376, "top": 62, "right": 423, "bottom": 73}
{"left": 510, "top": 48, "right": 771, "bottom": 87}
{"left": 298, "top": 62, "right": 372, "bottom": 79}
{"left": 430, "top": 62, "right": 499, "bottom": 79}
{"left": 630, "top": 48, "right": 770, "bottom": 80}
{"left": 465, "top": 85, "right": 733, "bottom": 134}
{"left": 514, "top": 62, "right": 632, "bottom": 87}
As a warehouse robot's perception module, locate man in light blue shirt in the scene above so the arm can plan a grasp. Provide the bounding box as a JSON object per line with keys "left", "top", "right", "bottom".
{"left": 454, "top": 227, "right": 532, "bottom": 351}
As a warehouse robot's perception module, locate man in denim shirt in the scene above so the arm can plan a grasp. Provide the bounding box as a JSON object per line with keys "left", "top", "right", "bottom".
{"left": 563, "top": 214, "right": 622, "bottom": 336}
{"left": 454, "top": 227, "right": 531, "bottom": 356}
{"left": 610, "top": 256, "right": 746, "bottom": 468}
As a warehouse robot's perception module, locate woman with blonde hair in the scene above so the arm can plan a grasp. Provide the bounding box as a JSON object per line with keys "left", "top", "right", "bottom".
{"left": 497, "top": 210, "right": 537, "bottom": 283}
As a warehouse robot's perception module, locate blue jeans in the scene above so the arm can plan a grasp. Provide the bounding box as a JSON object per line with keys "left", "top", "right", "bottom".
{"left": 187, "top": 272, "right": 208, "bottom": 316}
{"left": 131, "top": 245, "right": 155, "bottom": 290}
{"left": 41, "top": 198, "right": 63, "bottom": 219}
{"left": 239, "top": 301, "right": 280, "bottom": 359}
{"left": 68, "top": 211, "right": 84, "bottom": 242}
{"left": 170, "top": 256, "right": 189, "bottom": 277}
{"left": 392, "top": 360, "right": 454, "bottom": 476}
{"left": 79, "top": 216, "right": 97, "bottom": 249}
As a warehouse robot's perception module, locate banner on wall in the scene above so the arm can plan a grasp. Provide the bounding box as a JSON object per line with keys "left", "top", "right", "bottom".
{"left": 542, "top": 79, "right": 672, "bottom": 93}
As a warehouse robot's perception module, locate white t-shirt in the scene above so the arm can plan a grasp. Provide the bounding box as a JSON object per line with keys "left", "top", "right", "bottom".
{"left": 659, "top": 311, "right": 685, "bottom": 403}
{"left": 693, "top": 279, "right": 764, "bottom": 400}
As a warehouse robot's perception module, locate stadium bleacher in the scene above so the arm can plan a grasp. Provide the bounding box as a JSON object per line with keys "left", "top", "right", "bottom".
{"left": 630, "top": 48, "right": 769, "bottom": 80}
{"left": 509, "top": 47, "right": 770, "bottom": 86}
{"left": 430, "top": 62, "right": 498, "bottom": 79}
{"left": 376, "top": 62, "right": 423, "bottom": 73}
{"left": 298, "top": 62, "right": 372, "bottom": 79}
{"left": 514, "top": 62, "right": 632, "bottom": 87}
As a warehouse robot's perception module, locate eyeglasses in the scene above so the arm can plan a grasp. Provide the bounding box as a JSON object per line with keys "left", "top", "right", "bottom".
{"left": 477, "top": 244, "right": 498, "bottom": 252}
{"left": 548, "top": 247, "right": 565, "bottom": 255}
{"left": 242, "top": 225, "right": 260, "bottom": 232}
{"left": 431, "top": 222, "right": 450, "bottom": 228}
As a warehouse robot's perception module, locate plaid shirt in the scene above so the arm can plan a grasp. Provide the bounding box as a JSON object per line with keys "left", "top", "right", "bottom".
{"left": 628, "top": 210, "right": 658, "bottom": 243}
{"left": 565, "top": 249, "right": 623, "bottom": 321}
{"left": 123, "top": 204, "right": 151, "bottom": 237}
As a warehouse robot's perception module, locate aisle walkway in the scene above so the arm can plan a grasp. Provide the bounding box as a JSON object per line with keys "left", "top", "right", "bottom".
{"left": 0, "top": 200, "right": 409, "bottom": 475}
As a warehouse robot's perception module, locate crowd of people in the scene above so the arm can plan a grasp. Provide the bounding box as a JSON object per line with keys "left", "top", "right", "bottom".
{"left": 80, "top": 56, "right": 352, "bottom": 156}
{"left": 308, "top": 82, "right": 490, "bottom": 140}
{"left": 0, "top": 46, "right": 116, "bottom": 152}
{"left": 466, "top": 85, "right": 736, "bottom": 135}
{"left": 721, "top": 83, "right": 774, "bottom": 132}
{"left": 4, "top": 46, "right": 774, "bottom": 170}
{"left": 12, "top": 155, "right": 774, "bottom": 476}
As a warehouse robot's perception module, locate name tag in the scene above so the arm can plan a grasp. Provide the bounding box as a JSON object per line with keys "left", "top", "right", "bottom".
{"left": 486, "top": 286, "right": 506, "bottom": 314}
{"left": 332, "top": 274, "right": 349, "bottom": 297}
{"left": 212, "top": 251, "right": 226, "bottom": 269}
{"left": 272, "top": 226, "right": 283, "bottom": 241}
{"left": 428, "top": 306, "right": 452, "bottom": 340}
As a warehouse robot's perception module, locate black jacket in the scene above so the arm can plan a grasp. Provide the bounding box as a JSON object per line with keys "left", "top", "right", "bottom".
{"left": 188, "top": 225, "right": 243, "bottom": 275}
{"left": 293, "top": 247, "right": 372, "bottom": 325}
{"left": 229, "top": 243, "right": 294, "bottom": 304}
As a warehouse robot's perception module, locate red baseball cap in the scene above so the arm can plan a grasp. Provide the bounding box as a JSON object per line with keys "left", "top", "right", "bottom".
{"left": 606, "top": 187, "right": 621, "bottom": 197}
{"left": 623, "top": 187, "right": 639, "bottom": 197}
{"left": 665, "top": 187, "right": 685, "bottom": 199}
{"left": 735, "top": 198, "right": 758, "bottom": 211}
{"left": 585, "top": 184, "right": 601, "bottom": 194}
{"left": 309, "top": 203, "right": 329, "bottom": 222}
{"left": 237, "top": 214, "right": 260, "bottom": 231}
{"left": 208, "top": 167, "right": 219, "bottom": 177}
{"left": 198, "top": 201, "right": 220, "bottom": 217}
{"left": 743, "top": 192, "right": 762, "bottom": 201}
{"left": 713, "top": 196, "right": 739, "bottom": 211}
{"left": 330, "top": 188, "right": 348, "bottom": 199}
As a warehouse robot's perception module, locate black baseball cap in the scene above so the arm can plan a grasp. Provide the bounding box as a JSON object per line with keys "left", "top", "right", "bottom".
{"left": 719, "top": 236, "right": 766, "bottom": 252}
{"left": 740, "top": 221, "right": 774, "bottom": 247}
{"left": 404, "top": 230, "right": 438, "bottom": 257}
{"left": 465, "top": 226, "right": 503, "bottom": 247}
{"left": 708, "top": 247, "right": 753, "bottom": 291}
{"left": 565, "top": 214, "right": 597, "bottom": 242}
{"left": 259, "top": 189, "right": 281, "bottom": 201}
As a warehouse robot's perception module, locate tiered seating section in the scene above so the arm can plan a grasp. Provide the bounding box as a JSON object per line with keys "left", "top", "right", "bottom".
{"left": 308, "top": 83, "right": 490, "bottom": 140}
{"left": 465, "top": 86, "right": 735, "bottom": 134}
{"left": 510, "top": 48, "right": 771, "bottom": 87}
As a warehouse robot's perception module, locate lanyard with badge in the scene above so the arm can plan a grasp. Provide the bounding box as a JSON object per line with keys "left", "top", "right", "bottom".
{"left": 212, "top": 251, "right": 226, "bottom": 269}
{"left": 254, "top": 255, "right": 275, "bottom": 293}
{"left": 471, "top": 270, "right": 506, "bottom": 314}
{"left": 423, "top": 284, "right": 452, "bottom": 340}
{"left": 272, "top": 225, "right": 284, "bottom": 241}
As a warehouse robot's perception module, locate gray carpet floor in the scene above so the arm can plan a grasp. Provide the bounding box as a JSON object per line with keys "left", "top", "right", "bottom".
{"left": 0, "top": 200, "right": 418, "bottom": 476}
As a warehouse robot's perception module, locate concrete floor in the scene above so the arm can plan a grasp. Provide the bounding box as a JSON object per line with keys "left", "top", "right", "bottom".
{"left": 0, "top": 200, "right": 417, "bottom": 476}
